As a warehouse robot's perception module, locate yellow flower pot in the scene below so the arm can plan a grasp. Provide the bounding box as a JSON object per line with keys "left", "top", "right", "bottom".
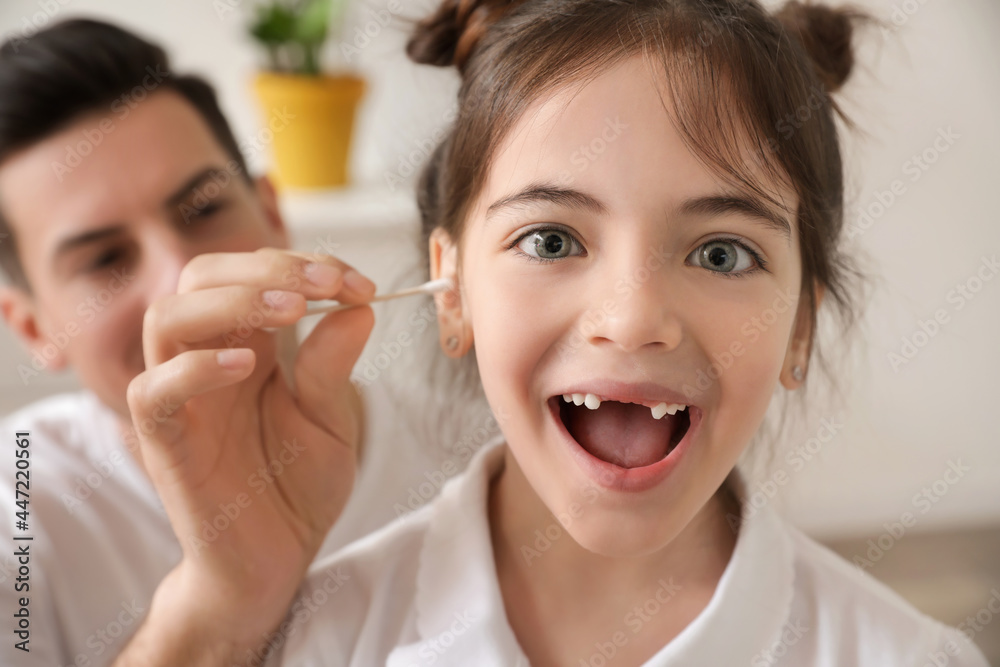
{"left": 253, "top": 72, "right": 365, "bottom": 190}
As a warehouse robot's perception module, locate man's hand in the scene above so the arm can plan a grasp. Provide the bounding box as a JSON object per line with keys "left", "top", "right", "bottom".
{"left": 116, "top": 248, "right": 376, "bottom": 665}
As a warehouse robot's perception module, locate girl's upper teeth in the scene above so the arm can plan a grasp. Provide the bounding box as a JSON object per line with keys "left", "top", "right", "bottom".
{"left": 561, "top": 393, "right": 687, "bottom": 419}
{"left": 651, "top": 402, "right": 687, "bottom": 419}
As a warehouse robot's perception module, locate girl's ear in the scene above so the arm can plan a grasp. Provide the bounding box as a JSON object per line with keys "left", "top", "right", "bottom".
{"left": 781, "top": 283, "right": 826, "bottom": 390}
{"left": 429, "top": 227, "right": 473, "bottom": 357}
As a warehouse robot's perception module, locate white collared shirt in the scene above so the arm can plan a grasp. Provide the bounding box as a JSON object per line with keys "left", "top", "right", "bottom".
{"left": 0, "top": 377, "right": 475, "bottom": 667}
{"left": 270, "top": 435, "right": 989, "bottom": 667}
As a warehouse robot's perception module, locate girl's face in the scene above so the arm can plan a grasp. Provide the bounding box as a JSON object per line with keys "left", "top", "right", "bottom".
{"left": 432, "top": 56, "right": 813, "bottom": 557}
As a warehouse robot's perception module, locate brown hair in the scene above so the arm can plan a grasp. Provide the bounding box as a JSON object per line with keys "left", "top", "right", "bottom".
{"left": 406, "top": 0, "right": 873, "bottom": 414}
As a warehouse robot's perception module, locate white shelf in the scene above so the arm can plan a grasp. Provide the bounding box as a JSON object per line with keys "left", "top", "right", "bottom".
{"left": 277, "top": 183, "right": 421, "bottom": 233}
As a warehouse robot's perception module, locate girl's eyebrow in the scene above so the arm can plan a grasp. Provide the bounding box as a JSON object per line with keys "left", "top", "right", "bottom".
{"left": 485, "top": 184, "right": 608, "bottom": 223}
{"left": 679, "top": 195, "right": 792, "bottom": 246}
{"left": 485, "top": 183, "right": 792, "bottom": 246}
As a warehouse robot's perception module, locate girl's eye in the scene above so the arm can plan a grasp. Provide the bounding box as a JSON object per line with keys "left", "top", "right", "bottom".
{"left": 513, "top": 228, "right": 584, "bottom": 262}
{"left": 686, "top": 238, "right": 766, "bottom": 277}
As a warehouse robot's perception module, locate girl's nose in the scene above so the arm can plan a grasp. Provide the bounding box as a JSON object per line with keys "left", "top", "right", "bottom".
{"left": 585, "top": 249, "right": 683, "bottom": 354}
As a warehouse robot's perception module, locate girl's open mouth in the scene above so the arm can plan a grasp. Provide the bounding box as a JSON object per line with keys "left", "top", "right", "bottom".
{"left": 554, "top": 395, "right": 691, "bottom": 468}
{"left": 546, "top": 391, "right": 702, "bottom": 492}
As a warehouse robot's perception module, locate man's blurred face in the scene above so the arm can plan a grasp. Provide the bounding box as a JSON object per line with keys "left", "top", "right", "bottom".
{"left": 0, "top": 89, "right": 288, "bottom": 419}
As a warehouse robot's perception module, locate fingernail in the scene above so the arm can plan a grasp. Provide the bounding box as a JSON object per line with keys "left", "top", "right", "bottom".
{"left": 303, "top": 262, "right": 341, "bottom": 287}
{"left": 217, "top": 348, "right": 252, "bottom": 370}
{"left": 263, "top": 290, "right": 296, "bottom": 309}
{"left": 344, "top": 269, "right": 375, "bottom": 294}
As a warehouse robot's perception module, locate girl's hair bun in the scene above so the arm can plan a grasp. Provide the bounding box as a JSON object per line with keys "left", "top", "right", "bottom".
{"left": 407, "top": 0, "right": 523, "bottom": 72}
{"left": 775, "top": 0, "right": 869, "bottom": 94}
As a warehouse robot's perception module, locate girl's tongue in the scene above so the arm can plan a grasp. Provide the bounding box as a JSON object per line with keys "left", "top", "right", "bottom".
{"left": 562, "top": 400, "right": 678, "bottom": 468}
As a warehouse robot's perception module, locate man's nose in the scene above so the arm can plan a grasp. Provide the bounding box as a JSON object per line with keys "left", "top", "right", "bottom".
{"left": 586, "top": 245, "right": 683, "bottom": 354}
{"left": 142, "top": 236, "right": 196, "bottom": 305}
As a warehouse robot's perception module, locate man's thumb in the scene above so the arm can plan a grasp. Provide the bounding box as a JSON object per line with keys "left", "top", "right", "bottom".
{"left": 293, "top": 305, "right": 374, "bottom": 432}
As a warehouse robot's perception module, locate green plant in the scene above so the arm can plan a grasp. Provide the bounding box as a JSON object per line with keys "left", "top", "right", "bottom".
{"left": 249, "top": 0, "right": 348, "bottom": 76}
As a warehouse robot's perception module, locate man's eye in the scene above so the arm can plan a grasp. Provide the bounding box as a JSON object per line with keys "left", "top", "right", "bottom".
{"left": 513, "top": 228, "right": 584, "bottom": 262}
{"left": 88, "top": 248, "right": 124, "bottom": 271}
{"left": 180, "top": 201, "right": 224, "bottom": 224}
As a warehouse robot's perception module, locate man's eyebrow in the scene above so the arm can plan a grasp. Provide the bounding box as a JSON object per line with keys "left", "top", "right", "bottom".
{"left": 485, "top": 184, "right": 609, "bottom": 222}
{"left": 51, "top": 167, "right": 230, "bottom": 264}
{"left": 680, "top": 195, "right": 792, "bottom": 245}
{"left": 53, "top": 225, "right": 126, "bottom": 261}
{"left": 164, "top": 167, "right": 227, "bottom": 208}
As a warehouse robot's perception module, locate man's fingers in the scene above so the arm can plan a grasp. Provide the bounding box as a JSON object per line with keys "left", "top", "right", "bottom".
{"left": 126, "top": 348, "right": 256, "bottom": 460}
{"left": 146, "top": 248, "right": 380, "bottom": 366}
{"left": 176, "top": 247, "right": 376, "bottom": 303}
{"left": 143, "top": 286, "right": 304, "bottom": 366}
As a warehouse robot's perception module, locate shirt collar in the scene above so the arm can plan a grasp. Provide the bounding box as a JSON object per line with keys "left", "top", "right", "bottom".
{"left": 642, "top": 469, "right": 796, "bottom": 665}
{"left": 389, "top": 438, "right": 794, "bottom": 666}
{"left": 388, "top": 433, "right": 526, "bottom": 667}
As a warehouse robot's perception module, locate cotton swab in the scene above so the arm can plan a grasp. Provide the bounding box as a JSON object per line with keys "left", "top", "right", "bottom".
{"left": 303, "top": 277, "right": 453, "bottom": 317}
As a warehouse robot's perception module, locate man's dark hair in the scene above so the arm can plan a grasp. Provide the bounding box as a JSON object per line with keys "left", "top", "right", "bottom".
{"left": 0, "top": 18, "right": 252, "bottom": 291}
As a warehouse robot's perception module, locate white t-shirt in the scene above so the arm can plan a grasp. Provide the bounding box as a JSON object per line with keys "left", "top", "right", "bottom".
{"left": 269, "top": 435, "right": 990, "bottom": 667}
{"left": 0, "top": 374, "right": 488, "bottom": 667}
{"left": 0, "top": 391, "right": 176, "bottom": 667}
